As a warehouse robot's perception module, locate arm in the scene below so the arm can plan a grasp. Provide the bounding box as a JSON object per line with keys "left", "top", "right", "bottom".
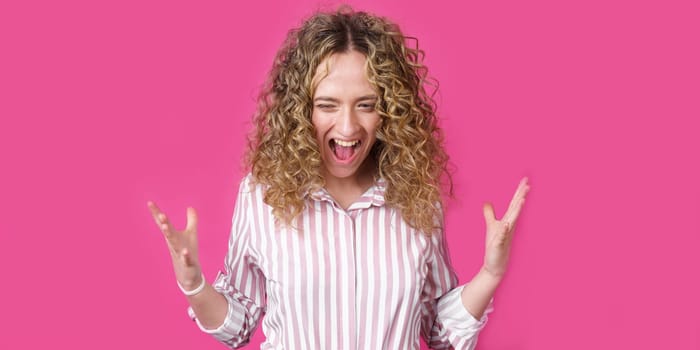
{"left": 421, "top": 228, "right": 494, "bottom": 350}
{"left": 186, "top": 175, "right": 267, "bottom": 348}
{"left": 423, "top": 177, "right": 530, "bottom": 349}
{"left": 183, "top": 278, "right": 229, "bottom": 330}
{"left": 149, "top": 174, "right": 266, "bottom": 348}
{"left": 147, "top": 202, "right": 230, "bottom": 330}
{"left": 463, "top": 177, "right": 530, "bottom": 319}
{"left": 460, "top": 267, "right": 501, "bottom": 320}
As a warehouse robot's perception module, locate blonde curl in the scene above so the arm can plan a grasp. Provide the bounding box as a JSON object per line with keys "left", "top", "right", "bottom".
{"left": 245, "top": 5, "right": 453, "bottom": 235}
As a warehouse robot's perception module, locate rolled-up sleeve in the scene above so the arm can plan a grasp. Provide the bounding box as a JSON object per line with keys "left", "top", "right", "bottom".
{"left": 187, "top": 175, "right": 267, "bottom": 348}
{"left": 433, "top": 284, "right": 494, "bottom": 349}
{"left": 420, "top": 228, "right": 494, "bottom": 350}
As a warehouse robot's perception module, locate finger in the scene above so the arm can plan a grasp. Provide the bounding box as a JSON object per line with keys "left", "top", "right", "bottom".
{"left": 185, "top": 207, "right": 198, "bottom": 234}
{"left": 148, "top": 202, "right": 173, "bottom": 230}
{"left": 147, "top": 201, "right": 178, "bottom": 238}
{"left": 519, "top": 177, "right": 531, "bottom": 200}
{"left": 503, "top": 178, "right": 530, "bottom": 224}
{"left": 504, "top": 222, "right": 516, "bottom": 244}
{"left": 503, "top": 196, "right": 526, "bottom": 228}
{"left": 483, "top": 202, "right": 496, "bottom": 226}
{"left": 511, "top": 177, "right": 530, "bottom": 202}
{"left": 159, "top": 212, "right": 177, "bottom": 235}
{"left": 147, "top": 201, "right": 164, "bottom": 226}
{"left": 503, "top": 221, "right": 511, "bottom": 235}
{"left": 487, "top": 222, "right": 511, "bottom": 247}
{"left": 160, "top": 220, "right": 175, "bottom": 238}
{"left": 509, "top": 178, "right": 529, "bottom": 206}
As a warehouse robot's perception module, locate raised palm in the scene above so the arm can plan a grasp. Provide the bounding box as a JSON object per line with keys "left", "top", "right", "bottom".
{"left": 147, "top": 201, "right": 202, "bottom": 288}
{"left": 481, "top": 177, "right": 530, "bottom": 278}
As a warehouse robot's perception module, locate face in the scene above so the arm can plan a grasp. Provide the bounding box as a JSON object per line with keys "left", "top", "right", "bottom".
{"left": 311, "top": 50, "right": 381, "bottom": 186}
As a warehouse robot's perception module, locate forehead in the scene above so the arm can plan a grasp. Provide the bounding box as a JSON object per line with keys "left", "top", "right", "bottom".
{"left": 312, "top": 51, "right": 376, "bottom": 97}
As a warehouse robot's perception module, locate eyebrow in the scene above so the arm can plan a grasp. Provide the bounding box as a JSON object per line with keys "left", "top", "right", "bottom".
{"left": 313, "top": 95, "right": 378, "bottom": 103}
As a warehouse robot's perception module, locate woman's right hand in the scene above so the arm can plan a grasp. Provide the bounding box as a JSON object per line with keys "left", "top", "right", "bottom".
{"left": 147, "top": 201, "right": 203, "bottom": 290}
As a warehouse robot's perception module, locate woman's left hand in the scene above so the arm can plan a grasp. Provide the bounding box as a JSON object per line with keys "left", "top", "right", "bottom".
{"left": 481, "top": 177, "right": 530, "bottom": 279}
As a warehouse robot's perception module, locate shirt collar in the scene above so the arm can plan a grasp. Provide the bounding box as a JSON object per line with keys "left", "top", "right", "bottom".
{"left": 308, "top": 178, "right": 387, "bottom": 210}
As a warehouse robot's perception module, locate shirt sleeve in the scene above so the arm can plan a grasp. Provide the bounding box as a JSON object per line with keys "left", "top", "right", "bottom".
{"left": 186, "top": 175, "right": 267, "bottom": 349}
{"left": 420, "top": 226, "right": 494, "bottom": 350}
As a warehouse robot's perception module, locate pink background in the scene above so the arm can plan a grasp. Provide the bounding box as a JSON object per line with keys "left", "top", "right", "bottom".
{"left": 1, "top": 0, "right": 698, "bottom": 349}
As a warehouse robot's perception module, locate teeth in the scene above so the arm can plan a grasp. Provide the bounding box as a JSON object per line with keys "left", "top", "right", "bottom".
{"left": 334, "top": 139, "right": 359, "bottom": 147}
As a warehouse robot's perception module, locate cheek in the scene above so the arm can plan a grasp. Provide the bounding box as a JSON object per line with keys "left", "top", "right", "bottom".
{"left": 313, "top": 130, "right": 325, "bottom": 149}
{"left": 311, "top": 119, "right": 328, "bottom": 152}
{"left": 367, "top": 116, "right": 382, "bottom": 139}
{"left": 310, "top": 114, "right": 322, "bottom": 138}
{"left": 310, "top": 112, "right": 320, "bottom": 130}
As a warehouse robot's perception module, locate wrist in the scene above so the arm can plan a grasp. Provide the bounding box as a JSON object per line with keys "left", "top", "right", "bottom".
{"left": 178, "top": 273, "right": 206, "bottom": 296}
{"left": 178, "top": 272, "right": 202, "bottom": 289}
{"left": 479, "top": 265, "right": 505, "bottom": 285}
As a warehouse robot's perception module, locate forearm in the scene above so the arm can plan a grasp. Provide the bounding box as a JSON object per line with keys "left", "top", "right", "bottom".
{"left": 182, "top": 276, "right": 229, "bottom": 330}
{"left": 460, "top": 267, "right": 502, "bottom": 320}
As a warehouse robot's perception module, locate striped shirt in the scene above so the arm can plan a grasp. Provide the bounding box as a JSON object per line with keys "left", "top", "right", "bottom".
{"left": 188, "top": 174, "right": 494, "bottom": 349}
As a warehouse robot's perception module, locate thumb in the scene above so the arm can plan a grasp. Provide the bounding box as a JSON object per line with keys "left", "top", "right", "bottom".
{"left": 185, "top": 207, "right": 198, "bottom": 233}
{"left": 483, "top": 202, "right": 496, "bottom": 226}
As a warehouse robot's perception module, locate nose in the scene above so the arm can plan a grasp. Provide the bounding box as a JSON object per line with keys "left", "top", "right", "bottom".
{"left": 337, "top": 107, "right": 361, "bottom": 136}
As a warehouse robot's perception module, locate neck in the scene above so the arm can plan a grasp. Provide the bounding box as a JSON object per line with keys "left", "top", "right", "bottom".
{"left": 322, "top": 156, "right": 377, "bottom": 199}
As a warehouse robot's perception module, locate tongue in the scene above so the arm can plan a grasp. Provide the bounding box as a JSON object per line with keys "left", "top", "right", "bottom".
{"left": 334, "top": 145, "right": 354, "bottom": 160}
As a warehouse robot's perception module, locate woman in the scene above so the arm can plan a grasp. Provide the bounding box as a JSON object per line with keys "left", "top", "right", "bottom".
{"left": 148, "top": 6, "right": 529, "bottom": 349}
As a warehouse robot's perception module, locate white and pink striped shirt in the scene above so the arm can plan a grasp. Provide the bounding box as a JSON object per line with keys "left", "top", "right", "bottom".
{"left": 188, "top": 174, "right": 494, "bottom": 349}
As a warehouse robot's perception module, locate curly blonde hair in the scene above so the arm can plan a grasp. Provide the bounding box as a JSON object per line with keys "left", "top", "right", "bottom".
{"left": 246, "top": 5, "right": 452, "bottom": 235}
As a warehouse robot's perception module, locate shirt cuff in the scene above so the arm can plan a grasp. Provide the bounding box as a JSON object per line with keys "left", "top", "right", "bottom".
{"left": 186, "top": 279, "right": 247, "bottom": 341}
{"left": 436, "top": 284, "right": 494, "bottom": 335}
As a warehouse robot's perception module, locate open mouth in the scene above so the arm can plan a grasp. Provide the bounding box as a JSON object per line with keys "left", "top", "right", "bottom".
{"left": 330, "top": 139, "right": 361, "bottom": 161}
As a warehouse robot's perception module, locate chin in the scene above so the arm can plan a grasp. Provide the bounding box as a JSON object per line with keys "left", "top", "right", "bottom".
{"left": 324, "top": 166, "right": 361, "bottom": 180}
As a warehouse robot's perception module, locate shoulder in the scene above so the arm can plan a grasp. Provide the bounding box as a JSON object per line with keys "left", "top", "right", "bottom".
{"left": 233, "top": 172, "right": 268, "bottom": 207}
{"left": 236, "top": 172, "right": 266, "bottom": 192}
